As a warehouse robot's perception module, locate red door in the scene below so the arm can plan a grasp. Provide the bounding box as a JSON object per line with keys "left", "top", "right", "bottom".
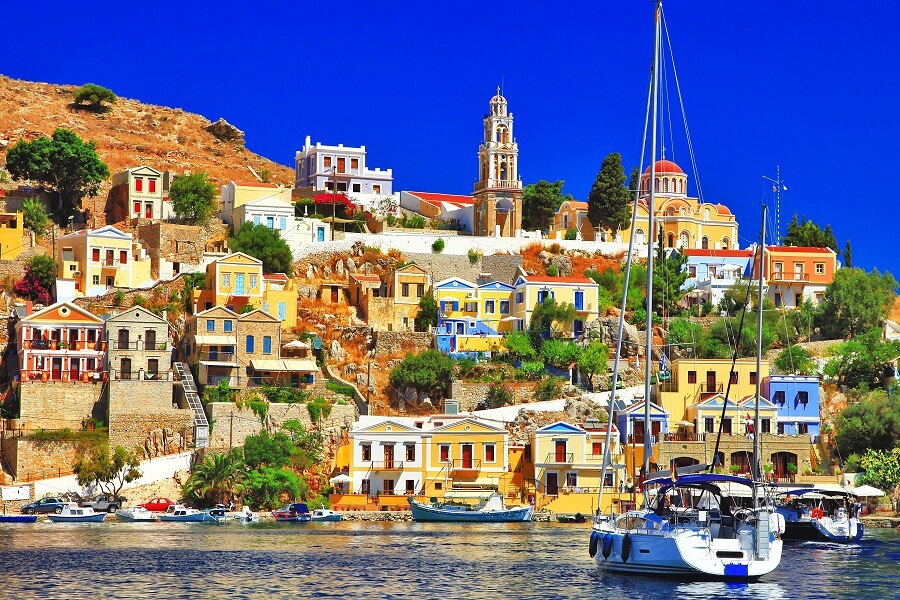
{"left": 555, "top": 441, "right": 567, "bottom": 463}
{"left": 462, "top": 444, "right": 473, "bottom": 469}
{"left": 706, "top": 371, "right": 717, "bottom": 393}
{"left": 384, "top": 445, "right": 394, "bottom": 469}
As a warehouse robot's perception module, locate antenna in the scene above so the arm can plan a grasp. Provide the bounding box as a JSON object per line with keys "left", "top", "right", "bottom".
{"left": 762, "top": 167, "right": 787, "bottom": 244}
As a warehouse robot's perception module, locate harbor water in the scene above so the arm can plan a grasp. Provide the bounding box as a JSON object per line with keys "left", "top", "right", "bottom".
{"left": 2, "top": 521, "right": 898, "bottom": 599}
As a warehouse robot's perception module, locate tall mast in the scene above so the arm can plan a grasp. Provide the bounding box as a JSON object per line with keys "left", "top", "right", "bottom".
{"left": 643, "top": 0, "right": 662, "bottom": 478}
{"left": 752, "top": 204, "right": 766, "bottom": 480}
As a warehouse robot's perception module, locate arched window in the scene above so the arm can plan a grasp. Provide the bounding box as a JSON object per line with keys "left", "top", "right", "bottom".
{"left": 680, "top": 207, "right": 687, "bottom": 216}
{"left": 655, "top": 178, "right": 660, "bottom": 192}
{"left": 722, "top": 237, "right": 730, "bottom": 250}
{"left": 635, "top": 229, "right": 646, "bottom": 245}
{"left": 499, "top": 162, "right": 508, "bottom": 181}
{"left": 667, "top": 233, "right": 675, "bottom": 247}
{"left": 666, "top": 207, "right": 675, "bottom": 216}
{"left": 701, "top": 236, "right": 709, "bottom": 249}
{"left": 704, "top": 208, "right": 711, "bottom": 221}
{"left": 664, "top": 178, "right": 669, "bottom": 192}
{"left": 679, "top": 231, "right": 689, "bottom": 248}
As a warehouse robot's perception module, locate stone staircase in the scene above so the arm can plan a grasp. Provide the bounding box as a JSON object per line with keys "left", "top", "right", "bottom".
{"left": 173, "top": 362, "right": 209, "bottom": 448}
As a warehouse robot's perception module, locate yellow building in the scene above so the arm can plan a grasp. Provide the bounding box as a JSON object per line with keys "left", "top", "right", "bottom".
{"left": 548, "top": 200, "right": 598, "bottom": 241}
{"left": 656, "top": 357, "right": 769, "bottom": 428}
{"left": 220, "top": 181, "right": 292, "bottom": 226}
{"left": 512, "top": 275, "right": 601, "bottom": 339}
{"left": 0, "top": 211, "right": 25, "bottom": 260}
{"left": 332, "top": 406, "right": 520, "bottom": 510}
{"left": 435, "top": 277, "right": 517, "bottom": 356}
{"left": 380, "top": 263, "right": 431, "bottom": 331}
{"left": 192, "top": 252, "right": 297, "bottom": 330}
{"left": 56, "top": 225, "right": 153, "bottom": 297}
{"left": 618, "top": 159, "right": 738, "bottom": 251}
{"left": 530, "top": 421, "right": 625, "bottom": 515}
{"left": 685, "top": 393, "right": 779, "bottom": 443}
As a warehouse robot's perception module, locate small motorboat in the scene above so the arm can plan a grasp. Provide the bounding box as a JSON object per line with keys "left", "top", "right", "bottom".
{"left": 272, "top": 502, "right": 312, "bottom": 523}
{"left": 776, "top": 488, "right": 864, "bottom": 543}
{"left": 0, "top": 514, "right": 38, "bottom": 523}
{"left": 233, "top": 506, "right": 260, "bottom": 523}
{"left": 408, "top": 492, "right": 534, "bottom": 523}
{"left": 310, "top": 508, "right": 342, "bottom": 522}
{"left": 556, "top": 513, "right": 587, "bottom": 524}
{"left": 116, "top": 506, "right": 159, "bottom": 522}
{"left": 159, "top": 505, "right": 216, "bottom": 523}
{"left": 47, "top": 502, "right": 107, "bottom": 523}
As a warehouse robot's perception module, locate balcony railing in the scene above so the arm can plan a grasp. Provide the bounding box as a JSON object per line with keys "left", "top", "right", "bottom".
{"left": 544, "top": 452, "right": 575, "bottom": 464}
{"left": 198, "top": 351, "right": 237, "bottom": 363}
{"left": 23, "top": 340, "right": 106, "bottom": 352}
{"left": 448, "top": 459, "right": 482, "bottom": 471}
{"left": 110, "top": 341, "right": 170, "bottom": 351}
{"left": 370, "top": 461, "right": 405, "bottom": 471}
{"left": 473, "top": 178, "right": 522, "bottom": 192}
{"left": 771, "top": 272, "right": 809, "bottom": 282}
{"left": 109, "top": 369, "right": 175, "bottom": 382}
{"left": 19, "top": 369, "right": 107, "bottom": 383}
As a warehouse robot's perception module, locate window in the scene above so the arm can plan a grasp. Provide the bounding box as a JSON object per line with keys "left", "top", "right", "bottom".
{"left": 106, "top": 276, "right": 114, "bottom": 287}
{"left": 351, "top": 158, "right": 359, "bottom": 169}
{"left": 145, "top": 203, "right": 153, "bottom": 218}
{"left": 500, "top": 300, "right": 510, "bottom": 314}
{"left": 760, "top": 419, "right": 772, "bottom": 434}
{"left": 749, "top": 372, "right": 757, "bottom": 384}
{"left": 205, "top": 302, "right": 212, "bottom": 310}
{"left": 537, "top": 290, "right": 551, "bottom": 304}
{"left": 484, "top": 443, "right": 496, "bottom": 462}
{"left": 688, "top": 371, "right": 697, "bottom": 384}
{"left": 352, "top": 183, "right": 361, "bottom": 193}
{"left": 249, "top": 274, "right": 258, "bottom": 290}
{"left": 206, "top": 320, "right": 214, "bottom": 332}
{"left": 277, "top": 302, "right": 286, "bottom": 321}
{"left": 797, "top": 391, "right": 809, "bottom": 404}
{"left": 439, "top": 444, "right": 450, "bottom": 462}
{"left": 516, "top": 292, "right": 524, "bottom": 304}
{"left": 135, "top": 177, "right": 143, "bottom": 192}
{"left": 383, "top": 479, "right": 394, "bottom": 495}
{"left": 405, "top": 444, "right": 416, "bottom": 461}
{"left": 688, "top": 265, "right": 697, "bottom": 277}
{"left": 92, "top": 248, "right": 100, "bottom": 262}
{"left": 360, "top": 479, "right": 370, "bottom": 495}
{"left": 134, "top": 202, "right": 142, "bottom": 215}
{"left": 405, "top": 480, "right": 416, "bottom": 494}
{"left": 254, "top": 215, "right": 260, "bottom": 225}
{"left": 120, "top": 250, "right": 128, "bottom": 265}
{"left": 246, "top": 335, "right": 254, "bottom": 353}
{"left": 361, "top": 444, "right": 372, "bottom": 461}
{"left": 574, "top": 290, "right": 584, "bottom": 310}
{"left": 402, "top": 283, "right": 409, "bottom": 297}
{"left": 416, "top": 284, "right": 424, "bottom": 297}
{"left": 591, "top": 442, "right": 602, "bottom": 456}
{"left": 566, "top": 472, "right": 578, "bottom": 487}
{"left": 148, "top": 179, "right": 156, "bottom": 193}
{"left": 222, "top": 273, "right": 231, "bottom": 288}
{"left": 815, "top": 263, "right": 824, "bottom": 275}
{"left": 147, "top": 358, "right": 159, "bottom": 376}
{"left": 323, "top": 156, "right": 332, "bottom": 168}
{"left": 464, "top": 302, "right": 477, "bottom": 312}
{"left": 337, "top": 157, "right": 346, "bottom": 173}
{"left": 730, "top": 372, "right": 738, "bottom": 385}
{"left": 263, "top": 336, "right": 272, "bottom": 354}
{"left": 280, "top": 217, "right": 287, "bottom": 231}
{"left": 267, "top": 216, "right": 275, "bottom": 229}
{"left": 485, "top": 300, "right": 495, "bottom": 314}
{"left": 434, "top": 482, "right": 443, "bottom": 491}
{"left": 92, "top": 275, "right": 100, "bottom": 285}
{"left": 704, "top": 417, "right": 715, "bottom": 433}
{"left": 373, "top": 185, "right": 381, "bottom": 194}
{"left": 223, "top": 320, "right": 233, "bottom": 332}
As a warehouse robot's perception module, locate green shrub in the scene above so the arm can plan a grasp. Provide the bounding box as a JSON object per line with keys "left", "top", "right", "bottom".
{"left": 325, "top": 381, "right": 356, "bottom": 398}
{"left": 113, "top": 290, "right": 125, "bottom": 306}
{"left": 432, "top": 238, "right": 445, "bottom": 253}
{"left": 399, "top": 214, "right": 426, "bottom": 229}
{"left": 133, "top": 294, "right": 146, "bottom": 307}
{"left": 385, "top": 215, "right": 396, "bottom": 226}
{"left": 547, "top": 265, "right": 558, "bottom": 277}
{"left": 467, "top": 248, "right": 481, "bottom": 265}
{"left": 521, "top": 361, "right": 545, "bottom": 379}
{"left": 534, "top": 376, "right": 564, "bottom": 401}
{"left": 258, "top": 384, "right": 308, "bottom": 404}
{"left": 307, "top": 397, "right": 333, "bottom": 422}
{"left": 456, "top": 358, "right": 477, "bottom": 379}
{"left": 484, "top": 385, "right": 513, "bottom": 409}
{"left": 21, "top": 198, "right": 49, "bottom": 233}
{"left": 564, "top": 227, "right": 578, "bottom": 240}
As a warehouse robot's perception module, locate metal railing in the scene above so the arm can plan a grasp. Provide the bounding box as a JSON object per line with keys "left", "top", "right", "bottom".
{"left": 19, "top": 369, "right": 106, "bottom": 383}
{"left": 771, "top": 272, "right": 809, "bottom": 282}
{"left": 23, "top": 340, "right": 105, "bottom": 352}
{"left": 370, "top": 461, "right": 405, "bottom": 471}
{"left": 110, "top": 341, "right": 169, "bottom": 351}
{"left": 448, "top": 459, "right": 482, "bottom": 470}
{"left": 544, "top": 452, "right": 575, "bottom": 464}
{"left": 173, "top": 362, "right": 208, "bottom": 448}
{"left": 198, "top": 351, "right": 237, "bottom": 362}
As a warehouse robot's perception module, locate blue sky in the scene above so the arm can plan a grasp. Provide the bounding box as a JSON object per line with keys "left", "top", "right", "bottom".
{"left": 4, "top": 1, "right": 898, "bottom": 275}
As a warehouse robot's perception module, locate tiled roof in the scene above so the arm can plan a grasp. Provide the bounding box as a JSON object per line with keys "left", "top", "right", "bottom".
{"left": 684, "top": 249, "right": 752, "bottom": 258}
{"left": 350, "top": 273, "right": 381, "bottom": 283}
{"left": 765, "top": 246, "right": 836, "bottom": 254}
{"left": 519, "top": 276, "right": 596, "bottom": 284}
{"left": 407, "top": 191, "right": 474, "bottom": 208}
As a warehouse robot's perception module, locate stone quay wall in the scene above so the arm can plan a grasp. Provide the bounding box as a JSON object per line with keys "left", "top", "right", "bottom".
{"left": 18, "top": 380, "right": 106, "bottom": 432}
{"left": 107, "top": 380, "right": 194, "bottom": 457}
{"left": 206, "top": 401, "right": 357, "bottom": 452}
{"left": 1, "top": 438, "right": 82, "bottom": 482}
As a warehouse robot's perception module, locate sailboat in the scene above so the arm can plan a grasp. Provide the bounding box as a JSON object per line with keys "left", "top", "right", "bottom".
{"left": 588, "top": 1, "right": 784, "bottom": 579}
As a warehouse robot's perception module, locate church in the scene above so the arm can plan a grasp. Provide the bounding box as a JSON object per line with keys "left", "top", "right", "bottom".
{"left": 618, "top": 159, "right": 738, "bottom": 251}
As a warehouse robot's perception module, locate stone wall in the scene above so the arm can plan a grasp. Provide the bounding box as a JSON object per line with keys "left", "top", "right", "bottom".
{"left": 18, "top": 380, "right": 106, "bottom": 431}
{"left": 657, "top": 433, "right": 814, "bottom": 474}
{"left": 373, "top": 330, "right": 432, "bottom": 356}
{"left": 107, "top": 380, "right": 194, "bottom": 457}
{"left": 135, "top": 221, "right": 229, "bottom": 279}
{"left": 206, "top": 400, "right": 357, "bottom": 451}
{"left": 450, "top": 380, "right": 540, "bottom": 411}
{"left": 2, "top": 438, "right": 82, "bottom": 482}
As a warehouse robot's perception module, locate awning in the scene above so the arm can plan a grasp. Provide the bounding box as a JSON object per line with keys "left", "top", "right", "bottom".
{"left": 678, "top": 420, "right": 695, "bottom": 428}
{"left": 250, "top": 359, "right": 320, "bottom": 373}
{"left": 200, "top": 360, "right": 238, "bottom": 367}
{"left": 282, "top": 340, "right": 310, "bottom": 349}
{"left": 194, "top": 334, "right": 237, "bottom": 345}
{"left": 852, "top": 485, "right": 884, "bottom": 497}
{"left": 501, "top": 316, "right": 523, "bottom": 322}
{"left": 329, "top": 474, "right": 352, "bottom": 484}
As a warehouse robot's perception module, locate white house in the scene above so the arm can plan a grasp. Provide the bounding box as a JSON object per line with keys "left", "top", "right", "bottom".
{"left": 294, "top": 136, "right": 393, "bottom": 198}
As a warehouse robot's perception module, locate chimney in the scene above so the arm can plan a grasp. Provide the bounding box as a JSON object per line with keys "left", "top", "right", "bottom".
{"left": 444, "top": 399, "right": 459, "bottom": 415}
{"left": 26, "top": 300, "right": 32, "bottom": 316}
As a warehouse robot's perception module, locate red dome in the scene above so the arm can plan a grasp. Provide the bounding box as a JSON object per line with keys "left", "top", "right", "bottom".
{"left": 643, "top": 159, "right": 684, "bottom": 174}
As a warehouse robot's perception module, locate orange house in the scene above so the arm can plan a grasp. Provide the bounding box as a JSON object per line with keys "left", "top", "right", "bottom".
{"left": 753, "top": 246, "right": 837, "bottom": 309}
{"left": 550, "top": 200, "right": 598, "bottom": 240}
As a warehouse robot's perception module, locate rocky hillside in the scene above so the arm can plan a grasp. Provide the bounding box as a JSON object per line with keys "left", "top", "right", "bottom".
{"left": 0, "top": 75, "right": 294, "bottom": 195}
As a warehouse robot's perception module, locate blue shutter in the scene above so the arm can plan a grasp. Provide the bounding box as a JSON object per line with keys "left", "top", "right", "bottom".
{"left": 278, "top": 302, "right": 286, "bottom": 320}
{"left": 246, "top": 335, "right": 255, "bottom": 353}
{"left": 263, "top": 336, "right": 272, "bottom": 354}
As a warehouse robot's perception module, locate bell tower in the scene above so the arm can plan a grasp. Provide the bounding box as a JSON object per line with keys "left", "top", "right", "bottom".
{"left": 473, "top": 89, "right": 523, "bottom": 237}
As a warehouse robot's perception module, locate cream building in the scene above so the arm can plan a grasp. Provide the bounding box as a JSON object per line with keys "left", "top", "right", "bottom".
{"left": 473, "top": 90, "right": 523, "bottom": 237}
{"left": 56, "top": 225, "right": 153, "bottom": 297}
{"left": 220, "top": 181, "right": 292, "bottom": 226}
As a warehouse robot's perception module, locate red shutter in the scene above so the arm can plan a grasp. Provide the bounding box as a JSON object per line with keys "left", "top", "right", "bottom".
{"left": 135, "top": 177, "right": 143, "bottom": 192}
{"left": 148, "top": 179, "right": 156, "bottom": 193}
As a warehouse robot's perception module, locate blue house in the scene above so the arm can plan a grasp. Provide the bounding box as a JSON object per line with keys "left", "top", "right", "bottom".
{"left": 761, "top": 375, "right": 821, "bottom": 440}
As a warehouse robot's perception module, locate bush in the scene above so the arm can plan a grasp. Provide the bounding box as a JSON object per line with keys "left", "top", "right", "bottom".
{"left": 73, "top": 83, "right": 117, "bottom": 109}
{"left": 534, "top": 376, "right": 564, "bottom": 401}
{"left": 547, "top": 265, "right": 558, "bottom": 276}
{"left": 21, "top": 198, "right": 49, "bottom": 233}
{"left": 399, "top": 214, "right": 426, "bottom": 229}
{"left": 307, "top": 397, "right": 333, "bottom": 422}
{"left": 258, "top": 385, "right": 308, "bottom": 404}
{"left": 385, "top": 215, "right": 396, "bottom": 226}
{"left": 389, "top": 350, "right": 454, "bottom": 397}
{"left": 325, "top": 381, "right": 355, "bottom": 398}
{"left": 564, "top": 227, "right": 578, "bottom": 240}
{"left": 520, "top": 361, "right": 545, "bottom": 379}
{"left": 468, "top": 248, "right": 482, "bottom": 265}
{"left": 456, "top": 358, "right": 477, "bottom": 379}
{"left": 432, "top": 238, "right": 445, "bottom": 253}
{"left": 483, "top": 385, "right": 513, "bottom": 409}
{"left": 133, "top": 294, "right": 146, "bottom": 307}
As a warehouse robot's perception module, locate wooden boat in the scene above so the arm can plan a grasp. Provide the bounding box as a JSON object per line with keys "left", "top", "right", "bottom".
{"left": 775, "top": 488, "right": 863, "bottom": 543}
{"left": 159, "top": 505, "right": 216, "bottom": 523}
{"left": 408, "top": 491, "right": 533, "bottom": 522}
{"left": 272, "top": 503, "right": 312, "bottom": 523}
{"left": 116, "top": 506, "right": 159, "bottom": 522}
{"left": 556, "top": 513, "right": 587, "bottom": 524}
{"left": 0, "top": 514, "right": 38, "bottom": 523}
{"left": 47, "top": 502, "right": 107, "bottom": 523}
{"left": 310, "top": 508, "right": 342, "bottom": 522}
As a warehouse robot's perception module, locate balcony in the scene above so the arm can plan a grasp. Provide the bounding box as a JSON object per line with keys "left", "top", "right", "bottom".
{"left": 473, "top": 178, "right": 522, "bottom": 192}
{"left": 771, "top": 271, "right": 809, "bottom": 283}
{"left": 20, "top": 369, "right": 107, "bottom": 383}
{"left": 544, "top": 452, "right": 575, "bottom": 464}
{"left": 370, "top": 461, "right": 405, "bottom": 471}
{"left": 23, "top": 340, "right": 106, "bottom": 352}
{"left": 448, "top": 459, "right": 482, "bottom": 472}
{"left": 198, "top": 351, "right": 237, "bottom": 363}
{"left": 111, "top": 341, "right": 171, "bottom": 351}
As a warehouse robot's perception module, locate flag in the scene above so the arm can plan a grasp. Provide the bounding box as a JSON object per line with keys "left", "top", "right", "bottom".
{"left": 782, "top": 185, "right": 788, "bottom": 191}
{"left": 659, "top": 352, "right": 668, "bottom": 373}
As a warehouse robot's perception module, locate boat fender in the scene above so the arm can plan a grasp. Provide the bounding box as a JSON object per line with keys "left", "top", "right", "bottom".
{"left": 621, "top": 533, "right": 632, "bottom": 563}
{"left": 589, "top": 530, "right": 600, "bottom": 558}
{"left": 811, "top": 508, "right": 824, "bottom": 520}
{"left": 602, "top": 533, "right": 614, "bottom": 559}
{"left": 769, "top": 512, "right": 786, "bottom": 535}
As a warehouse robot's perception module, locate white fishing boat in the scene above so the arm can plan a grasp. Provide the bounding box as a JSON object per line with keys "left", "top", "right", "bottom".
{"left": 310, "top": 508, "right": 342, "bottom": 522}
{"left": 588, "top": 0, "right": 783, "bottom": 580}
{"left": 116, "top": 506, "right": 159, "bottom": 522}
{"left": 47, "top": 502, "right": 107, "bottom": 523}
{"left": 408, "top": 491, "right": 533, "bottom": 523}
{"left": 159, "top": 505, "right": 216, "bottom": 523}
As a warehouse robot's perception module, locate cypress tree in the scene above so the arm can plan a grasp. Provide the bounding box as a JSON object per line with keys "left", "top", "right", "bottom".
{"left": 587, "top": 153, "right": 631, "bottom": 239}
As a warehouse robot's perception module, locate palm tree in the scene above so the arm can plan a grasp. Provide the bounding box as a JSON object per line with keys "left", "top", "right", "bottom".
{"left": 183, "top": 451, "right": 247, "bottom": 506}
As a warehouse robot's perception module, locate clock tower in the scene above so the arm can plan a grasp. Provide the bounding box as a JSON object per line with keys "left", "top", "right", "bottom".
{"left": 473, "top": 90, "right": 523, "bottom": 237}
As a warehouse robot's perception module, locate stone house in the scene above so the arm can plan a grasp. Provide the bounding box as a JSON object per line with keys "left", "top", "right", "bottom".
{"left": 105, "top": 306, "right": 173, "bottom": 381}
{"left": 107, "top": 166, "right": 172, "bottom": 223}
